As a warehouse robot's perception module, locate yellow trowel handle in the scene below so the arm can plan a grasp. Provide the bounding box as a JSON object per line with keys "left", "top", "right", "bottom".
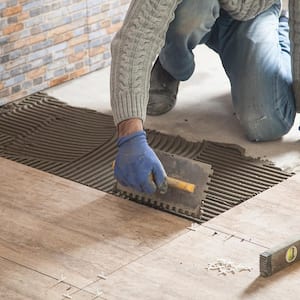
{"left": 112, "top": 160, "right": 195, "bottom": 194}
{"left": 166, "top": 177, "right": 195, "bottom": 193}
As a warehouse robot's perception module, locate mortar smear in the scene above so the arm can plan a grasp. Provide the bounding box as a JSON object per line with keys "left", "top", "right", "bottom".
{"left": 0, "top": 92, "right": 293, "bottom": 222}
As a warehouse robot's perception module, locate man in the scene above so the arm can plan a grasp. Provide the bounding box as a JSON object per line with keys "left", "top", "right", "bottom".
{"left": 110, "top": 0, "right": 296, "bottom": 194}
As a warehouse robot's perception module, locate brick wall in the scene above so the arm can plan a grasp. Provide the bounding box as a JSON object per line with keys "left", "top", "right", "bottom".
{"left": 0, "top": 0, "right": 130, "bottom": 104}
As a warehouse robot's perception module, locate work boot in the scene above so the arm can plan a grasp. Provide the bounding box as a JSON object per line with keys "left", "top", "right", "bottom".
{"left": 147, "top": 58, "right": 180, "bottom": 116}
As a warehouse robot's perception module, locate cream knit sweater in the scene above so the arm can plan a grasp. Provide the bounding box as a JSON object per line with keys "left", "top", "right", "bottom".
{"left": 111, "top": 0, "right": 300, "bottom": 125}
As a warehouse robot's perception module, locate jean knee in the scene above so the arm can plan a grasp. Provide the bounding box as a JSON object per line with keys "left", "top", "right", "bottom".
{"left": 161, "top": 0, "right": 219, "bottom": 80}
{"left": 167, "top": 0, "right": 219, "bottom": 41}
{"left": 239, "top": 110, "right": 295, "bottom": 142}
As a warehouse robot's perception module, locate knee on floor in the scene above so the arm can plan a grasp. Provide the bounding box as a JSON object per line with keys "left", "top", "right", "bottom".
{"left": 239, "top": 110, "right": 294, "bottom": 142}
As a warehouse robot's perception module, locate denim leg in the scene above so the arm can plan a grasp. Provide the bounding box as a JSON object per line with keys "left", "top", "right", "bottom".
{"left": 209, "top": 4, "right": 296, "bottom": 141}
{"left": 159, "top": 0, "right": 220, "bottom": 81}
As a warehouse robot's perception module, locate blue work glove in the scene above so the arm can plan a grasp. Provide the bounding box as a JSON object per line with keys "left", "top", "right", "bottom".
{"left": 114, "top": 130, "right": 167, "bottom": 194}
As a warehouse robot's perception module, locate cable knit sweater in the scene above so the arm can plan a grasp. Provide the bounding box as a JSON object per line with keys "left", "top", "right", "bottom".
{"left": 219, "top": 0, "right": 275, "bottom": 20}
{"left": 111, "top": 0, "right": 300, "bottom": 125}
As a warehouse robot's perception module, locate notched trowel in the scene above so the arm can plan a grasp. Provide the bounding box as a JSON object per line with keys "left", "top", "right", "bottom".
{"left": 114, "top": 150, "right": 213, "bottom": 220}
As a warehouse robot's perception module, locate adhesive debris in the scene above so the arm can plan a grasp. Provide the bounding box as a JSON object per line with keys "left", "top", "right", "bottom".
{"left": 205, "top": 259, "right": 253, "bottom": 276}
{"left": 96, "top": 288, "right": 103, "bottom": 296}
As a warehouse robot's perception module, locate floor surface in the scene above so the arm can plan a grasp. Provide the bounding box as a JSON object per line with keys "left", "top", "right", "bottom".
{"left": 1, "top": 157, "right": 300, "bottom": 300}
{"left": 3, "top": 1, "right": 299, "bottom": 299}
{"left": 46, "top": 46, "right": 300, "bottom": 173}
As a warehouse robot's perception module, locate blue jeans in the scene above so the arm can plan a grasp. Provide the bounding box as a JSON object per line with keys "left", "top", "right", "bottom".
{"left": 159, "top": 0, "right": 296, "bottom": 141}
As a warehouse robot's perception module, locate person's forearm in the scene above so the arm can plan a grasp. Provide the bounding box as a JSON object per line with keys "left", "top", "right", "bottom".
{"left": 110, "top": 0, "right": 181, "bottom": 126}
{"left": 118, "top": 118, "right": 143, "bottom": 137}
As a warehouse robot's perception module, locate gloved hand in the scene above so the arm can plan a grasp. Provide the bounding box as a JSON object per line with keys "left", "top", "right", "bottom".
{"left": 114, "top": 130, "right": 167, "bottom": 194}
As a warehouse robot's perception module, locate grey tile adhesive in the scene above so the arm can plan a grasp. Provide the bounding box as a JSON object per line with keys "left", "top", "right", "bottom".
{"left": 0, "top": 92, "right": 293, "bottom": 222}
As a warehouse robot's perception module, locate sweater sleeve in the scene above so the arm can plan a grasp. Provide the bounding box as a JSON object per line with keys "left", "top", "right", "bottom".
{"left": 219, "top": 0, "right": 277, "bottom": 21}
{"left": 110, "top": 0, "right": 181, "bottom": 125}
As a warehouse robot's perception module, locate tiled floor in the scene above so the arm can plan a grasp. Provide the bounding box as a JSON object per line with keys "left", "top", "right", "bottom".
{"left": 1, "top": 157, "right": 300, "bottom": 300}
